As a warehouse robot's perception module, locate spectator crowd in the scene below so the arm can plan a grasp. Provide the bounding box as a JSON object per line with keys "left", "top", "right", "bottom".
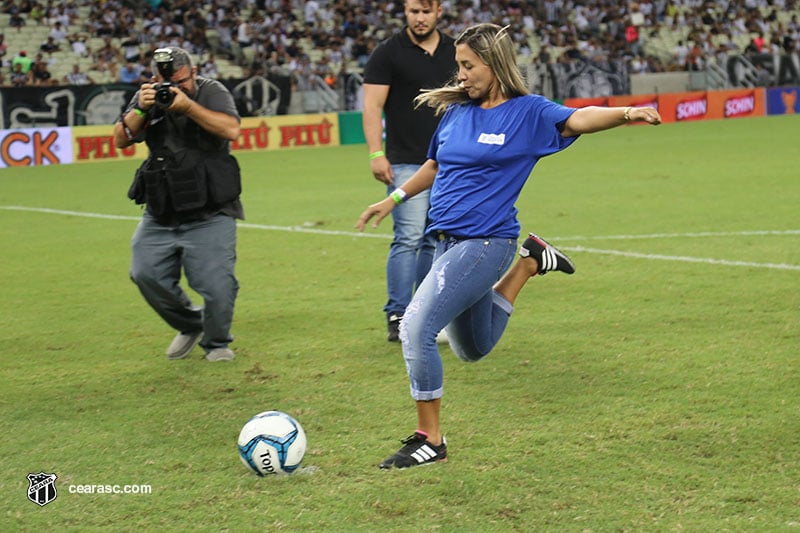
{"left": 0, "top": 0, "right": 798, "bottom": 89}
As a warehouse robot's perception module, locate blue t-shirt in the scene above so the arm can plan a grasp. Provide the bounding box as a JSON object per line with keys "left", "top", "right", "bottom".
{"left": 426, "top": 94, "right": 578, "bottom": 239}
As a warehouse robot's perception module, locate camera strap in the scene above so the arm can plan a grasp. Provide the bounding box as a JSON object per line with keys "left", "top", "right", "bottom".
{"left": 120, "top": 116, "right": 135, "bottom": 141}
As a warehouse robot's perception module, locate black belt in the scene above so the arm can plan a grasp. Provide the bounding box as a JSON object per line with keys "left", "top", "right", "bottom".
{"left": 435, "top": 231, "right": 477, "bottom": 241}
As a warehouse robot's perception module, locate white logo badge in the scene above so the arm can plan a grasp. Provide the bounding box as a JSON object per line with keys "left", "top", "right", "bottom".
{"left": 477, "top": 133, "right": 505, "bottom": 145}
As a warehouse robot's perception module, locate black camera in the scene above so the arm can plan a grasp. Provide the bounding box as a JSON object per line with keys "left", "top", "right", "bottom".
{"left": 154, "top": 82, "right": 175, "bottom": 109}
{"left": 153, "top": 47, "right": 176, "bottom": 109}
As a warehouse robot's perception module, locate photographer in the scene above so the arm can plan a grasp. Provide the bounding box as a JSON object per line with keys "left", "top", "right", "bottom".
{"left": 113, "top": 47, "right": 243, "bottom": 363}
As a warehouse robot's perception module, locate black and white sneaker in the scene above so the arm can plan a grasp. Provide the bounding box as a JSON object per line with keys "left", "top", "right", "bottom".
{"left": 387, "top": 313, "right": 402, "bottom": 342}
{"left": 379, "top": 430, "right": 447, "bottom": 469}
{"left": 519, "top": 232, "right": 576, "bottom": 275}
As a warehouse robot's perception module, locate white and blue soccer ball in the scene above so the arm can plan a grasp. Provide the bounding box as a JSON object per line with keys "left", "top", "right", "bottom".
{"left": 237, "top": 410, "right": 307, "bottom": 475}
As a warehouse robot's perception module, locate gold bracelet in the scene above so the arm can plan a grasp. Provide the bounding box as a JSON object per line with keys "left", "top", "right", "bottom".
{"left": 623, "top": 107, "right": 632, "bottom": 122}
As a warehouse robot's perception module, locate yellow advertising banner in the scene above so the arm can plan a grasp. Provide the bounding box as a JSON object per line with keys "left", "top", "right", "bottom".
{"left": 73, "top": 125, "right": 146, "bottom": 163}
{"left": 233, "top": 113, "right": 340, "bottom": 152}
{"left": 72, "top": 113, "right": 340, "bottom": 164}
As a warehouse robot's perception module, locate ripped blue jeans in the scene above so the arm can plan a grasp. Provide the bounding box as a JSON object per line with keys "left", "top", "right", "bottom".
{"left": 399, "top": 235, "right": 517, "bottom": 400}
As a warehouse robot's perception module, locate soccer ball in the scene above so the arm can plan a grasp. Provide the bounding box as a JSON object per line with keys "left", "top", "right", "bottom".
{"left": 237, "top": 411, "right": 307, "bottom": 475}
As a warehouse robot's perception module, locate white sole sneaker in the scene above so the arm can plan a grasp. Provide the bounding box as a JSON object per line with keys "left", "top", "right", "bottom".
{"left": 205, "top": 347, "right": 235, "bottom": 362}
{"left": 166, "top": 331, "right": 203, "bottom": 360}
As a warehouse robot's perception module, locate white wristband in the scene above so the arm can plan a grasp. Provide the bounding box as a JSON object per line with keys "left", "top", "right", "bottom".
{"left": 390, "top": 188, "right": 408, "bottom": 205}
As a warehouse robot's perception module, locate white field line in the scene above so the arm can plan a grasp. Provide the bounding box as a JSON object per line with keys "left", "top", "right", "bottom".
{"left": 0, "top": 205, "right": 389, "bottom": 239}
{"left": 564, "top": 245, "right": 800, "bottom": 271}
{"left": 553, "top": 229, "right": 800, "bottom": 241}
{"left": 2, "top": 205, "right": 799, "bottom": 271}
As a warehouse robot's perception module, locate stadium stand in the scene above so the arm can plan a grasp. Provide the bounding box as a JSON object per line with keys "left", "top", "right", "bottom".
{"left": 0, "top": 0, "right": 797, "bottom": 91}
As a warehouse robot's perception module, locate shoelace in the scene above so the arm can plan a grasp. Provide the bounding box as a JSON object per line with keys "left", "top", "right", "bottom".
{"left": 394, "top": 433, "right": 430, "bottom": 455}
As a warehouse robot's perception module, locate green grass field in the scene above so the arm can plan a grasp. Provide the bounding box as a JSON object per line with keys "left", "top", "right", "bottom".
{"left": 1, "top": 115, "right": 799, "bottom": 531}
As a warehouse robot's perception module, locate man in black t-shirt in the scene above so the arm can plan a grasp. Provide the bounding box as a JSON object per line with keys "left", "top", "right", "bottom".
{"left": 362, "top": 0, "right": 456, "bottom": 342}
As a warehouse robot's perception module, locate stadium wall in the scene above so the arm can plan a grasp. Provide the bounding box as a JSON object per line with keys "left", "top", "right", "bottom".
{"left": 630, "top": 72, "right": 690, "bottom": 95}
{"left": 0, "top": 87, "right": 796, "bottom": 168}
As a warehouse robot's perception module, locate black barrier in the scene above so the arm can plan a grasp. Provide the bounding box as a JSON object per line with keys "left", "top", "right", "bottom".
{"left": 0, "top": 83, "right": 139, "bottom": 129}
{"left": 0, "top": 76, "right": 300, "bottom": 129}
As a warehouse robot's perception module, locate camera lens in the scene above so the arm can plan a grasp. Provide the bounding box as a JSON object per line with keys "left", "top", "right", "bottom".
{"left": 154, "top": 83, "right": 175, "bottom": 109}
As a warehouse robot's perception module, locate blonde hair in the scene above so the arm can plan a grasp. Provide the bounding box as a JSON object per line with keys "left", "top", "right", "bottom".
{"left": 414, "top": 23, "right": 529, "bottom": 116}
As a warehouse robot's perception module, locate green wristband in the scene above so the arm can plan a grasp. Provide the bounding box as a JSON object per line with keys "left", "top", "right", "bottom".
{"left": 390, "top": 188, "right": 408, "bottom": 205}
{"left": 369, "top": 150, "right": 385, "bottom": 160}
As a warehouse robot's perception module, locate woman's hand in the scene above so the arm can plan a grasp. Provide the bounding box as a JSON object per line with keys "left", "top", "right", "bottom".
{"left": 628, "top": 106, "right": 662, "bottom": 125}
{"left": 355, "top": 197, "right": 396, "bottom": 231}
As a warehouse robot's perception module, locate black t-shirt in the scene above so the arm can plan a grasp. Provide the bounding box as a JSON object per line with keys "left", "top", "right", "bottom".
{"left": 363, "top": 28, "right": 456, "bottom": 164}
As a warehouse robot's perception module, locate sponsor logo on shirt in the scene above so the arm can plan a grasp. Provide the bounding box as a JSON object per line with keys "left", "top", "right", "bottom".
{"left": 477, "top": 133, "right": 505, "bottom": 145}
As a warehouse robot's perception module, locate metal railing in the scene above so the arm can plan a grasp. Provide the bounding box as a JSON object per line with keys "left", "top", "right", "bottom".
{"left": 300, "top": 74, "right": 340, "bottom": 113}
{"left": 727, "top": 55, "right": 760, "bottom": 88}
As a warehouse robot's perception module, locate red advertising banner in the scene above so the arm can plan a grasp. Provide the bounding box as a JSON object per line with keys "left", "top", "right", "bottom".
{"left": 706, "top": 88, "right": 765, "bottom": 119}
{"left": 566, "top": 89, "right": 766, "bottom": 124}
{"left": 653, "top": 91, "right": 708, "bottom": 123}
